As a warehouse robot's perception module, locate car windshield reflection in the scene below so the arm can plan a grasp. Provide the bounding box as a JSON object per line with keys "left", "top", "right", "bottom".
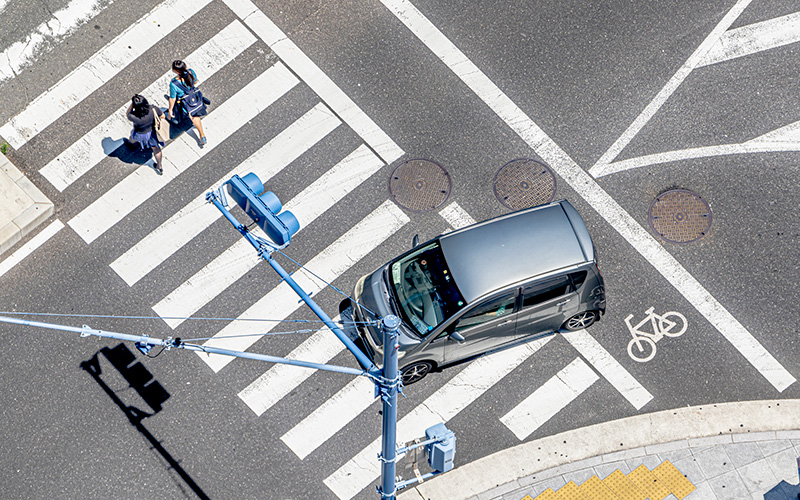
{"left": 390, "top": 241, "right": 465, "bottom": 336}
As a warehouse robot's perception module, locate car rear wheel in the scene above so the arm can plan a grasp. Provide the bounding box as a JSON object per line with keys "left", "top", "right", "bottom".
{"left": 401, "top": 361, "right": 434, "bottom": 385}
{"left": 562, "top": 311, "right": 598, "bottom": 331}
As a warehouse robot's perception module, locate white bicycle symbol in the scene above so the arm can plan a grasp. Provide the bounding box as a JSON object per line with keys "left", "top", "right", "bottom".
{"left": 626, "top": 307, "right": 687, "bottom": 362}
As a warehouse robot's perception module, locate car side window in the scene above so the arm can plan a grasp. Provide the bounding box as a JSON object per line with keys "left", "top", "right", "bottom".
{"left": 569, "top": 271, "right": 588, "bottom": 291}
{"left": 521, "top": 276, "right": 572, "bottom": 309}
{"left": 454, "top": 292, "right": 516, "bottom": 332}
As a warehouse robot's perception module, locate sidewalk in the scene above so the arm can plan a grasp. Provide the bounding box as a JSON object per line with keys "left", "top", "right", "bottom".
{"left": 398, "top": 400, "right": 800, "bottom": 500}
{"left": 0, "top": 151, "right": 54, "bottom": 256}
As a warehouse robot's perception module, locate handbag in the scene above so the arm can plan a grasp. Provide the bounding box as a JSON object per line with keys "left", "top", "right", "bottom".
{"left": 153, "top": 109, "right": 170, "bottom": 142}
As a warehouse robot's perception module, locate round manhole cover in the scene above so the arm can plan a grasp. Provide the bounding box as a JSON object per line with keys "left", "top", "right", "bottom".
{"left": 648, "top": 189, "right": 712, "bottom": 244}
{"left": 493, "top": 159, "right": 557, "bottom": 210}
{"left": 388, "top": 159, "right": 451, "bottom": 212}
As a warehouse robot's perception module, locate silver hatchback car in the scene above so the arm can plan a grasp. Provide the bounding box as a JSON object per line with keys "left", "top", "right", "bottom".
{"left": 342, "top": 199, "right": 606, "bottom": 384}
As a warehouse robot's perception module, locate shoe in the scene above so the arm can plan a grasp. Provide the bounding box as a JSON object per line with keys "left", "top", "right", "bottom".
{"left": 155, "top": 165, "right": 163, "bottom": 175}
{"left": 200, "top": 136, "right": 207, "bottom": 146}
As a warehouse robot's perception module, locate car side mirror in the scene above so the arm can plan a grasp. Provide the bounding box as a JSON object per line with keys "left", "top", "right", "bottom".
{"left": 449, "top": 331, "right": 465, "bottom": 342}
{"left": 411, "top": 234, "right": 419, "bottom": 248}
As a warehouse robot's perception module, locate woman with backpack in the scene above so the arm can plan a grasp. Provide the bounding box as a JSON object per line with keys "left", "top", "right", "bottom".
{"left": 167, "top": 59, "right": 208, "bottom": 146}
{"left": 126, "top": 94, "right": 165, "bottom": 175}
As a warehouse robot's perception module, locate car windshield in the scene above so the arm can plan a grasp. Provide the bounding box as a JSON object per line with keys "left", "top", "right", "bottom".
{"left": 389, "top": 241, "right": 466, "bottom": 336}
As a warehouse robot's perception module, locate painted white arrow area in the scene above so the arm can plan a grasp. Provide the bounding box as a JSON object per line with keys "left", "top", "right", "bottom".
{"left": 597, "top": 119, "right": 800, "bottom": 178}
{"left": 699, "top": 12, "right": 800, "bottom": 67}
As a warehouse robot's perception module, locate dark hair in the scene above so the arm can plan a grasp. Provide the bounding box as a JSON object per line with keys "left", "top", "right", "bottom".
{"left": 131, "top": 94, "right": 151, "bottom": 118}
{"left": 172, "top": 59, "right": 195, "bottom": 88}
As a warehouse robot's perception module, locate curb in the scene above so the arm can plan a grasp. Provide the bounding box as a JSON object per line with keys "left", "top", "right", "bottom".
{"left": 398, "top": 399, "right": 800, "bottom": 500}
{"left": 0, "top": 152, "right": 54, "bottom": 256}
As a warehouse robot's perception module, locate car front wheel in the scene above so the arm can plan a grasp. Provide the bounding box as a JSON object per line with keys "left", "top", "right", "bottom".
{"left": 401, "top": 361, "right": 434, "bottom": 385}
{"left": 562, "top": 311, "right": 598, "bottom": 331}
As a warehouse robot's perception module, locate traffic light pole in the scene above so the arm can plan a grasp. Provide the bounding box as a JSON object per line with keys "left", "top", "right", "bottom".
{"left": 379, "top": 315, "right": 401, "bottom": 500}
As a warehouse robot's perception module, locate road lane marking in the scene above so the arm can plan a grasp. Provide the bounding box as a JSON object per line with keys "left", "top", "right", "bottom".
{"left": 195, "top": 200, "right": 409, "bottom": 372}
{"left": 0, "top": 0, "right": 214, "bottom": 149}
{"left": 594, "top": 120, "right": 800, "bottom": 177}
{"left": 110, "top": 103, "right": 340, "bottom": 286}
{"left": 153, "top": 144, "right": 384, "bottom": 329}
{"left": 699, "top": 12, "right": 800, "bottom": 67}
{"left": 0, "top": 220, "right": 64, "bottom": 279}
{"left": 439, "top": 201, "right": 476, "bottom": 229}
{"left": 588, "top": 0, "right": 752, "bottom": 176}
{"left": 324, "top": 335, "right": 553, "bottom": 500}
{"left": 0, "top": 0, "right": 110, "bottom": 83}
{"left": 221, "top": 0, "right": 404, "bottom": 165}
{"left": 500, "top": 357, "right": 598, "bottom": 440}
{"left": 238, "top": 316, "right": 347, "bottom": 416}
{"left": 67, "top": 62, "right": 299, "bottom": 244}
{"left": 378, "top": 0, "right": 795, "bottom": 392}
{"left": 561, "top": 329, "right": 653, "bottom": 410}
{"left": 281, "top": 376, "right": 374, "bottom": 460}
{"left": 40, "top": 20, "right": 256, "bottom": 191}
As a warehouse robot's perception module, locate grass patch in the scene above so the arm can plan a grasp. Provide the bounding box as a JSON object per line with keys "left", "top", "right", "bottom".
{"left": 0, "top": 142, "right": 9, "bottom": 155}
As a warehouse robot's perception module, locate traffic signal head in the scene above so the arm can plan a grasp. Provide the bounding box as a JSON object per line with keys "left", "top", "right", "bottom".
{"left": 226, "top": 173, "right": 300, "bottom": 246}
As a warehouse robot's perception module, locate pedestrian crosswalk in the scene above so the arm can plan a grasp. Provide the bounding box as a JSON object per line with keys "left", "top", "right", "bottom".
{"left": 0, "top": 2, "right": 656, "bottom": 499}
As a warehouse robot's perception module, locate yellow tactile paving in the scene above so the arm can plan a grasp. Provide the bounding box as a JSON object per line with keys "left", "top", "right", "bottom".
{"left": 532, "top": 490, "right": 558, "bottom": 500}
{"left": 652, "top": 459, "right": 696, "bottom": 499}
{"left": 579, "top": 475, "right": 617, "bottom": 500}
{"left": 627, "top": 465, "right": 671, "bottom": 500}
{"left": 602, "top": 469, "right": 647, "bottom": 500}
{"left": 520, "top": 495, "right": 535, "bottom": 500}
{"left": 557, "top": 481, "right": 591, "bottom": 500}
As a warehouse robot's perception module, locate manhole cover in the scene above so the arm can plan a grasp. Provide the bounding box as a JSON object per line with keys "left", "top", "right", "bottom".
{"left": 388, "top": 159, "right": 451, "bottom": 212}
{"left": 493, "top": 159, "right": 557, "bottom": 210}
{"left": 648, "top": 189, "right": 712, "bottom": 244}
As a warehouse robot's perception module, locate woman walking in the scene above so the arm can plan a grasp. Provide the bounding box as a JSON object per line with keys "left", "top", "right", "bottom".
{"left": 167, "top": 59, "right": 207, "bottom": 146}
{"left": 126, "top": 94, "right": 165, "bottom": 175}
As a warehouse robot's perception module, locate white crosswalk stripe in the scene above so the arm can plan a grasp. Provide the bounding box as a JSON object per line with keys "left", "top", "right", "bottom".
{"left": 39, "top": 20, "right": 257, "bottom": 192}
{"left": 68, "top": 62, "right": 299, "bottom": 244}
{"left": 196, "top": 200, "right": 409, "bottom": 372}
{"left": 0, "top": 0, "right": 214, "bottom": 148}
{"left": 238, "top": 315, "right": 349, "bottom": 416}
{"left": 153, "top": 144, "right": 385, "bottom": 329}
{"left": 281, "top": 376, "right": 374, "bottom": 460}
{"left": 109, "top": 102, "right": 341, "bottom": 286}
{"left": 499, "top": 357, "right": 598, "bottom": 440}
{"left": 324, "top": 336, "right": 554, "bottom": 500}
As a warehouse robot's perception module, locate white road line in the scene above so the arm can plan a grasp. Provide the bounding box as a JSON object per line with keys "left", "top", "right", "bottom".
{"left": 561, "top": 329, "right": 653, "bottom": 410}
{"left": 238, "top": 317, "right": 347, "bottom": 416}
{"left": 221, "top": 0, "right": 404, "bottom": 165}
{"left": 196, "top": 200, "right": 409, "bottom": 372}
{"left": 39, "top": 20, "right": 256, "bottom": 191}
{"left": 699, "top": 12, "right": 800, "bottom": 67}
{"left": 748, "top": 120, "right": 800, "bottom": 144}
{"left": 110, "top": 103, "right": 340, "bottom": 286}
{"left": 67, "top": 63, "right": 299, "bottom": 244}
{"left": 597, "top": 142, "right": 800, "bottom": 178}
{"left": 378, "top": 0, "right": 795, "bottom": 392}
{"left": 281, "top": 376, "right": 374, "bottom": 460}
{"left": 588, "top": 0, "right": 752, "bottom": 176}
{"left": 0, "top": 0, "right": 213, "bottom": 149}
{"left": 0, "top": 220, "right": 64, "bottom": 278}
{"left": 0, "top": 0, "right": 110, "bottom": 83}
{"left": 439, "top": 201, "right": 476, "bottom": 229}
{"left": 153, "top": 144, "right": 384, "bottom": 329}
{"left": 500, "top": 357, "right": 598, "bottom": 441}
{"left": 324, "top": 335, "right": 553, "bottom": 500}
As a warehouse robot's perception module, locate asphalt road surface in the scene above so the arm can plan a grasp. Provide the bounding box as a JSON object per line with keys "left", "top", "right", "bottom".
{"left": 0, "top": 0, "right": 798, "bottom": 499}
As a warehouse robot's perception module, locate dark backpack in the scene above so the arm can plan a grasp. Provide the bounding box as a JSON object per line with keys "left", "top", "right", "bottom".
{"left": 176, "top": 79, "right": 205, "bottom": 116}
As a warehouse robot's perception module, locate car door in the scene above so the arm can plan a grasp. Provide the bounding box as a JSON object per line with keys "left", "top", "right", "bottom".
{"left": 444, "top": 291, "right": 518, "bottom": 363}
{"left": 514, "top": 273, "right": 583, "bottom": 339}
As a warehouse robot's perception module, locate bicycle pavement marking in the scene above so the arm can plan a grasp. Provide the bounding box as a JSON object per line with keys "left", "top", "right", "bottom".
{"left": 378, "top": 0, "right": 795, "bottom": 392}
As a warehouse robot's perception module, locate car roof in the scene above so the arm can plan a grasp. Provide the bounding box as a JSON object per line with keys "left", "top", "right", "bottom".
{"left": 439, "top": 200, "right": 592, "bottom": 303}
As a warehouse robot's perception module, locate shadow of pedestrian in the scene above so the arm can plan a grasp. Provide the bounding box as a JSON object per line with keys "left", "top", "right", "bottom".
{"left": 764, "top": 479, "right": 800, "bottom": 499}
{"left": 102, "top": 137, "right": 153, "bottom": 165}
